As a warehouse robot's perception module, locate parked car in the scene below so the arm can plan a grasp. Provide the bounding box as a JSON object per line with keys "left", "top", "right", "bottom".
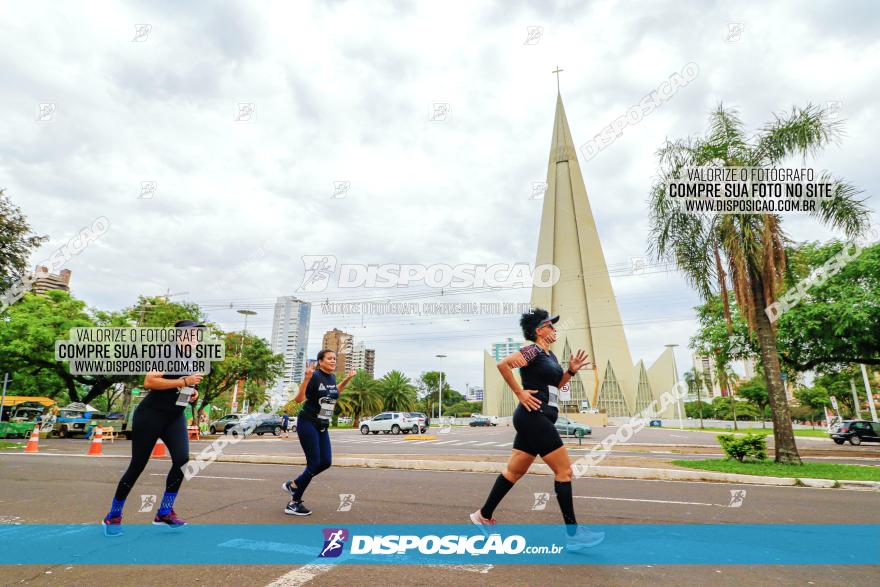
{"left": 407, "top": 412, "right": 428, "bottom": 433}
{"left": 469, "top": 417, "right": 493, "bottom": 427}
{"left": 209, "top": 413, "right": 247, "bottom": 435}
{"left": 242, "top": 414, "right": 285, "bottom": 436}
{"left": 415, "top": 412, "right": 431, "bottom": 428}
{"left": 554, "top": 417, "right": 592, "bottom": 438}
{"left": 830, "top": 420, "right": 880, "bottom": 445}
{"left": 359, "top": 412, "right": 420, "bottom": 435}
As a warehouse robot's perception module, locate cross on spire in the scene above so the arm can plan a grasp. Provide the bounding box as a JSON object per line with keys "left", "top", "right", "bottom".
{"left": 552, "top": 66, "right": 564, "bottom": 93}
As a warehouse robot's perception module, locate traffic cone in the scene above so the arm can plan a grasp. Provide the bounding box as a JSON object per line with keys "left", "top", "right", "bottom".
{"left": 151, "top": 437, "right": 167, "bottom": 458}
{"left": 87, "top": 426, "right": 104, "bottom": 456}
{"left": 24, "top": 425, "right": 41, "bottom": 453}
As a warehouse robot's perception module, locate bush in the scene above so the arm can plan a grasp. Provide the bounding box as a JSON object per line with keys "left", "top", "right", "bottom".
{"left": 717, "top": 433, "right": 767, "bottom": 462}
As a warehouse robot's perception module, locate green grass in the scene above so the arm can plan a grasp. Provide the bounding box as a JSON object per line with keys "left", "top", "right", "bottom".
{"left": 665, "top": 426, "right": 829, "bottom": 438}
{"left": 671, "top": 458, "right": 880, "bottom": 481}
{"left": 0, "top": 441, "right": 22, "bottom": 450}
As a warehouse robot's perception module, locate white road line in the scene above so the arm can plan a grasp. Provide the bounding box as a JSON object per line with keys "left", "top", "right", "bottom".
{"left": 433, "top": 440, "right": 457, "bottom": 445}
{"left": 425, "top": 564, "right": 494, "bottom": 574}
{"left": 573, "top": 495, "right": 722, "bottom": 507}
{"left": 266, "top": 564, "right": 335, "bottom": 586}
{"left": 150, "top": 473, "right": 265, "bottom": 481}
{"left": 474, "top": 441, "right": 498, "bottom": 446}
{"left": 453, "top": 441, "right": 479, "bottom": 445}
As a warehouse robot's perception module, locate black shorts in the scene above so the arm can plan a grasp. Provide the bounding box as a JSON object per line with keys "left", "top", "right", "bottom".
{"left": 512, "top": 404, "right": 563, "bottom": 457}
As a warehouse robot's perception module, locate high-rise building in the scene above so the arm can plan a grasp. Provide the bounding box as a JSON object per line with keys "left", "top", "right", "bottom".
{"left": 31, "top": 265, "right": 72, "bottom": 294}
{"left": 270, "top": 296, "right": 311, "bottom": 402}
{"left": 482, "top": 90, "right": 677, "bottom": 419}
{"left": 322, "top": 328, "right": 354, "bottom": 379}
{"left": 692, "top": 354, "right": 723, "bottom": 398}
{"left": 466, "top": 385, "right": 484, "bottom": 402}
{"left": 492, "top": 338, "right": 524, "bottom": 361}
{"left": 347, "top": 342, "right": 376, "bottom": 377}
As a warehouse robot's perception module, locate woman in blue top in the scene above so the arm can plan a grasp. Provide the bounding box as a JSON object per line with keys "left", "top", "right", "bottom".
{"left": 470, "top": 308, "right": 605, "bottom": 550}
{"left": 282, "top": 349, "right": 355, "bottom": 515}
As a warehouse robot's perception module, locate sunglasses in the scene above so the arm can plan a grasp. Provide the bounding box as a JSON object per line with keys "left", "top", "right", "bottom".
{"left": 539, "top": 322, "right": 556, "bottom": 330}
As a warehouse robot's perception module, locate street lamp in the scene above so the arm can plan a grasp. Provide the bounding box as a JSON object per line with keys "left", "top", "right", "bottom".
{"left": 436, "top": 354, "right": 447, "bottom": 422}
{"left": 232, "top": 309, "right": 257, "bottom": 413}
{"left": 665, "top": 344, "right": 683, "bottom": 430}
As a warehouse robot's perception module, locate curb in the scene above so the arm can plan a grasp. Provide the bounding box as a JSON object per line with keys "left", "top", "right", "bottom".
{"left": 203, "top": 454, "right": 880, "bottom": 491}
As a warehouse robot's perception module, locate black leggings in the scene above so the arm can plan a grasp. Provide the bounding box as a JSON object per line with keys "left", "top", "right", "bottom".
{"left": 114, "top": 405, "right": 189, "bottom": 501}
{"left": 512, "top": 404, "right": 563, "bottom": 457}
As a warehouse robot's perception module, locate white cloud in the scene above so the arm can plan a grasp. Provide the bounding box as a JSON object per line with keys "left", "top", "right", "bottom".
{"left": 2, "top": 0, "right": 877, "bottom": 391}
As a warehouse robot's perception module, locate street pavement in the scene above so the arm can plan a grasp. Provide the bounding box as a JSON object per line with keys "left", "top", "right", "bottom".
{"left": 1, "top": 442, "right": 878, "bottom": 586}
{"left": 10, "top": 426, "right": 878, "bottom": 466}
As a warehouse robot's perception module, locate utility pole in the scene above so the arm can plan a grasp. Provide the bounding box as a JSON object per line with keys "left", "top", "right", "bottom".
{"left": 436, "top": 354, "right": 447, "bottom": 422}
{"left": 1, "top": 373, "right": 10, "bottom": 422}
{"left": 861, "top": 364, "right": 878, "bottom": 423}
{"left": 232, "top": 310, "right": 257, "bottom": 414}
{"left": 850, "top": 379, "right": 863, "bottom": 420}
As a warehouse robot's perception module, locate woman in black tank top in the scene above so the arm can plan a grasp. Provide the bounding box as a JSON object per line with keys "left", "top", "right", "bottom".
{"left": 469, "top": 308, "right": 605, "bottom": 550}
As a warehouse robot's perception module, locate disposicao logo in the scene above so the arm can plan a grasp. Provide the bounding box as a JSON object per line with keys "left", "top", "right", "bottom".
{"left": 319, "top": 528, "right": 349, "bottom": 558}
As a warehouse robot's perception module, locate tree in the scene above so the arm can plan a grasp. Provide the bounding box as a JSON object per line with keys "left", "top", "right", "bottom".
{"left": 775, "top": 240, "right": 880, "bottom": 371}
{"left": 650, "top": 103, "right": 871, "bottom": 463}
{"left": 0, "top": 190, "right": 47, "bottom": 292}
{"left": 193, "top": 330, "right": 285, "bottom": 416}
{"left": 0, "top": 290, "right": 130, "bottom": 404}
{"left": 279, "top": 398, "right": 304, "bottom": 417}
{"left": 737, "top": 377, "right": 770, "bottom": 427}
{"left": 685, "top": 400, "right": 713, "bottom": 420}
{"left": 336, "top": 370, "right": 381, "bottom": 427}
{"left": 813, "top": 367, "right": 866, "bottom": 419}
{"left": 417, "top": 371, "right": 457, "bottom": 416}
{"left": 794, "top": 385, "right": 831, "bottom": 428}
{"left": 683, "top": 367, "right": 711, "bottom": 428}
{"left": 376, "top": 370, "right": 418, "bottom": 412}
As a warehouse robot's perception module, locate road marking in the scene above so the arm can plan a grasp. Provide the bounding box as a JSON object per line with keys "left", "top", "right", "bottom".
{"left": 266, "top": 564, "right": 334, "bottom": 586}
{"left": 433, "top": 440, "right": 457, "bottom": 445}
{"left": 454, "top": 441, "right": 479, "bottom": 445}
{"left": 475, "top": 441, "right": 499, "bottom": 446}
{"left": 426, "top": 564, "right": 494, "bottom": 574}
{"left": 151, "top": 473, "right": 265, "bottom": 481}
{"left": 574, "top": 495, "right": 725, "bottom": 507}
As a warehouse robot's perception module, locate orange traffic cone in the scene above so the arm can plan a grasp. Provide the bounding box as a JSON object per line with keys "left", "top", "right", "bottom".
{"left": 24, "top": 425, "right": 41, "bottom": 453}
{"left": 87, "top": 426, "right": 104, "bottom": 456}
{"left": 151, "top": 437, "right": 167, "bottom": 458}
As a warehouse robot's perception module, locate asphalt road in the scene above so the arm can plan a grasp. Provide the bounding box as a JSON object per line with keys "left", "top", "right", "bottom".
{"left": 12, "top": 426, "right": 878, "bottom": 466}
{"left": 0, "top": 452, "right": 877, "bottom": 586}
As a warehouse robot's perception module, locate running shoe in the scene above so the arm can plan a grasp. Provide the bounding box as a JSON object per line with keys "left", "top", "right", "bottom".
{"left": 101, "top": 515, "right": 123, "bottom": 537}
{"left": 566, "top": 526, "right": 605, "bottom": 551}
{"left": 469, "top": 510, "right": 497, "bottom": 536}
{"left": 285, "top": 500, "right": 312, "bottom": 516}
{"left": 282, "top": 480, "right": 298, "bottom": 499}
{"left": 152, "top": 510, "right": 186, "bottom": 529}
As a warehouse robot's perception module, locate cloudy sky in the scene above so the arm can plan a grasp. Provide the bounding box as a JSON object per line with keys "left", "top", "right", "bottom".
{"left": 3, "top": 0, "right": 878, "bottom": 392}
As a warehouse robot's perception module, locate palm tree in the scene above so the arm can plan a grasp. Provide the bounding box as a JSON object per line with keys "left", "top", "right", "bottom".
{"left": 377, "top": 370, "right": 418, "bottom": 412}
{"left": 336, "top": 370, "right": 381, "bottom": 428}
{"left": 683, "top": 368, "right": 706, "bottom": 429}
{"left": 649, "top": 103, "right": 870, "bottom": 464}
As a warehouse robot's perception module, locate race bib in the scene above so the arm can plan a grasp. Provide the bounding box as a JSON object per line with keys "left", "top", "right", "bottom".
{"left": 547, "top": 386, "right": 559, "bottom": 409}
{"left": 318, "top": 397, "right": 337, "bottom": 421}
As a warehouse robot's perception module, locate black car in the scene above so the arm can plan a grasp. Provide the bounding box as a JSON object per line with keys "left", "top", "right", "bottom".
{"left": 241, "top": 414, "right": 286, "bottom": 436}
{"left": 830, "top": 420, "right": 880, "bottom": 445}
{"left": 469, "top": 417, "right": 492, "bottom": 427}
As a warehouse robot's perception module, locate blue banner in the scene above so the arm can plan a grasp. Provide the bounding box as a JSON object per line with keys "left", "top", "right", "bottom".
{"left": 0, "top": 524, "right": 876, "bottom": 565}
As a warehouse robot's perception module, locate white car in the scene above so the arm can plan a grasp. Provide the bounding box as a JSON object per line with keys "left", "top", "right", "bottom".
{"left": 359, "top": 412, "right": 420, "bottom": 435}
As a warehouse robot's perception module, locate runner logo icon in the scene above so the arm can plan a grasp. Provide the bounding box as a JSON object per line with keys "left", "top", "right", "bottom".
{"left": 319, "top": 528, "right": 349, "bottom": 558}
